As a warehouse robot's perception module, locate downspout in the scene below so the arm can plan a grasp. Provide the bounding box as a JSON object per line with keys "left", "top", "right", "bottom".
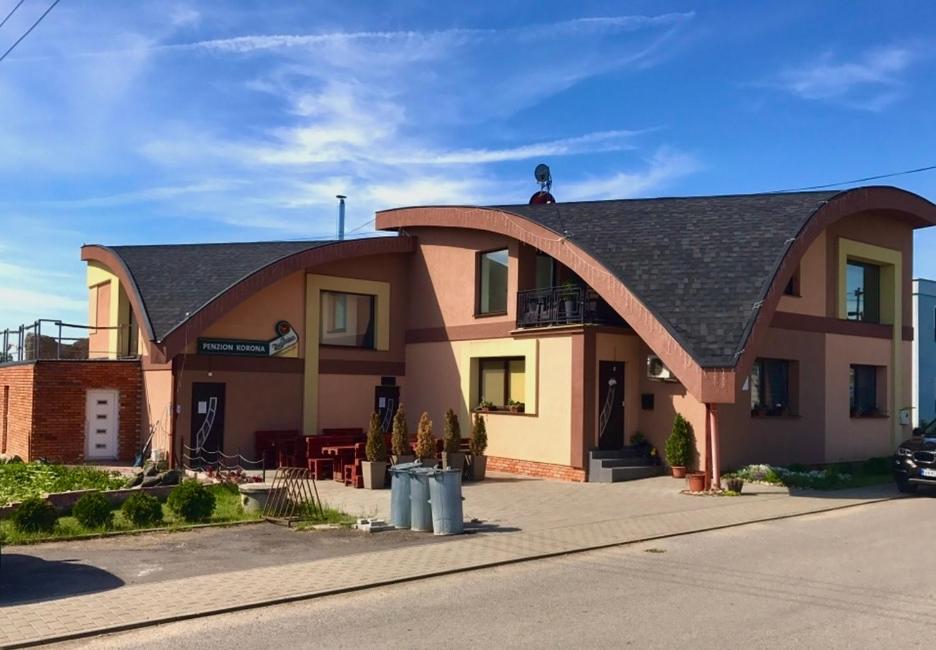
{"left": 169, "top": 355, "right": 177, "bottom": 469}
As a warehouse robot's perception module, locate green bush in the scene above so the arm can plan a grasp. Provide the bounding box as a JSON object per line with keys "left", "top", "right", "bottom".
{"left": 121, "top": 491, "right": 164, "bottom": 527}
{"left": 167, "top": 480, "right": 216, "bottom": 522}
{"left": 469, "top": 413, "right": 487, "bottom": 456}
{"left": 72, "top": 491, "right": 113, "bottom": 529}
{"left": 12, "top": 497, "right": 58, "bottom": 533}
{"left": 862, "top": 456, "right": 890, "bottom": 475}
{"left": 664, "top": 413, "right": 695, "bottom": 469}
{"left": 391, "top": 403, "right": 409, "bottom": 457}
{"left": 414, "top": 412, "right": 435, "bottom": 460}
{"left": 365, "top": 411, "right": 387, "bottom": 463}
{"left": 443, "top": 408, "right": 461, "bottom": 455}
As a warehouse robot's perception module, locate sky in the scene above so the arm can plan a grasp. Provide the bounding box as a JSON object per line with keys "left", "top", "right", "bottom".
{"left": 1, "top": 0, "right": 936, "bottom": 328}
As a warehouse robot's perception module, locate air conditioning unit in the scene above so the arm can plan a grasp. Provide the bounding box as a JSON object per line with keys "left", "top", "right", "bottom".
{"left": 646, "top": 355, "right": 677, "bottom": 382}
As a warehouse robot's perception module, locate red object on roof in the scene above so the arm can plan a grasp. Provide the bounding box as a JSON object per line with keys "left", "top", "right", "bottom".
{"left": 529, "top": 190, "right": 556, "bottom": 205}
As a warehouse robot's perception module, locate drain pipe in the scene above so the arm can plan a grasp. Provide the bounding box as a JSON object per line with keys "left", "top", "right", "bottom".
{"left": 336, "top": 195, "right": 347, "bottom": 241}
{"left": 708, "top": 404, "right": 721, "bottom": 489}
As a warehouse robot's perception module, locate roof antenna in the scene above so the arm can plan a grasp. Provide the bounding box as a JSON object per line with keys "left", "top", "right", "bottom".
{"left": 336, "top": 195, "right": 347, "bottom": 240}
{"left": 529, "top": 164, "right": 556, "bottom": 205}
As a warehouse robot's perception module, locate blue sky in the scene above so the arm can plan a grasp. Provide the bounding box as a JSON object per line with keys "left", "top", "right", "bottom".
{"left": 1, "top": 0, "right": 936, "bottom": 327}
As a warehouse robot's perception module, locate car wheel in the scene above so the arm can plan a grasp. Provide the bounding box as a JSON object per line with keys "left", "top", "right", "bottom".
{"left": 896, "top": 479, "right": 918, "bottom": 494}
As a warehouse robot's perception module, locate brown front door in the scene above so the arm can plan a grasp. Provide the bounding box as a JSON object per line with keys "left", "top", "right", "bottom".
{"left": 597, "top": 361, "right": 625, "bottom": 450}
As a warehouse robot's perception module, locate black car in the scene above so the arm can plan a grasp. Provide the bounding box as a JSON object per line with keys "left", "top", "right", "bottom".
{"left": 893, "top": 420, "right": 936, "bottom": 493}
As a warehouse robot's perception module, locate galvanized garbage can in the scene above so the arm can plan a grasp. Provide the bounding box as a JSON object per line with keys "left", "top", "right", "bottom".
{"left": 428, "top": 468, "right": 464, "bottom": 535}
{"left": 409, "top": 467, "right": 436, "bottom": 532}
{"left": 389, "top": 461, "right": 421, "bottom": 529}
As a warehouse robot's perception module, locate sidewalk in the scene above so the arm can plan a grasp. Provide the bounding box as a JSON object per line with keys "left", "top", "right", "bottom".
{"left": 0, "top": 479, "right": 899, "bottom": 648}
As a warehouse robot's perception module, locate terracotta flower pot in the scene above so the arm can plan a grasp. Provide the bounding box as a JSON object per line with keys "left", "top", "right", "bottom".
{"left": 671, "top": 465, "right": 687, "bottom": 479}
{"left": 686, "top": 471, "right": 706, "bottom": 493}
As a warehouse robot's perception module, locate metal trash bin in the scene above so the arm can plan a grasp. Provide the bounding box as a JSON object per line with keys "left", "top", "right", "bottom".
{"left": 389, "top": 461, "right": 421, "bottom": 529}
{"left": 409, "top": 467, "right": 437, "bottom": 532}
{"left": 428, "top": 468, "right": 464, "bottom": 535}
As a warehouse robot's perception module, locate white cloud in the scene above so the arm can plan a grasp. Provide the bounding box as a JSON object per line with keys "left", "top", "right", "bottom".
{"left": 772, "top": 46, "right": 916, "bottom": 110}
{"left": 562, "top": 148, "right": 700, "bottom": 201}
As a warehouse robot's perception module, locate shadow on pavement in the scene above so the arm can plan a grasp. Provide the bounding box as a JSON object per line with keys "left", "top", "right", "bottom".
{"left": 0, "top": 554, "right": 124, "bottom": 606}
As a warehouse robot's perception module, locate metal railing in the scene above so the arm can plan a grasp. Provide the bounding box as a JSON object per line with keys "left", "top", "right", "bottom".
{"left": 181, "top": 443, "right": 267, "bottom": 482}
{"left": 1, "top": 319, "right": 133, "bottom": 364}
{"left": 516, "top": 285, "right": 601, "bottom": 328}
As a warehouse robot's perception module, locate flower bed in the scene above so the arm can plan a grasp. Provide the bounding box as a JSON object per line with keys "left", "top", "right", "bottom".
{"left": 0, "top": 460, "right": 125, "bottom": 506}
{"left": 729, "top": 458, "right": 890, "bottom": 490}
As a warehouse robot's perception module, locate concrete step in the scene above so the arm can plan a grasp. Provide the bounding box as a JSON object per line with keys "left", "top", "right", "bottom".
{"left": 588, "top": 447, "right": 643, "bottom": 460}
{"left": 592, "top": 465, "right": 664, "bottom": 483}
{"left": 598, "top": 457, "right": 653, "bottom": 468}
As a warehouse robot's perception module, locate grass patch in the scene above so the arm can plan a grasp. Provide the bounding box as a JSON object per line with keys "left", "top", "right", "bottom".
{"left": 294, "top": 504, "right": 356, "bottom": 529}
{"left": 728, "top": 458, "right": 892, "bottom": 490}
{"left": 0, "top": 462, "right": 125, "bottom": 506}
{"left": 0, "top": 484, "right": 261, "bottom": 545}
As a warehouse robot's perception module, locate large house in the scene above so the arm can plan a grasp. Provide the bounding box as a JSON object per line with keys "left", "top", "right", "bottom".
{"left": 3, "top": 185, "right": 935, "bottom": 482}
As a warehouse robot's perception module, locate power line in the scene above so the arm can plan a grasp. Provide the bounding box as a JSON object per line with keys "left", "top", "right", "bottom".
{"left": 776, "top": 163, "right": 936, "bottom": 193}
{"left": 0, "top": 0, "right": 60, "bottom": 64}
{"left": 0, "top": 0, "right": 27, "bottom": 31}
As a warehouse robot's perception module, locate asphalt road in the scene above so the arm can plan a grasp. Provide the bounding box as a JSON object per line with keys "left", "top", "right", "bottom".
{"left": 58, "top": 496, "right": 936, "bottom": 649}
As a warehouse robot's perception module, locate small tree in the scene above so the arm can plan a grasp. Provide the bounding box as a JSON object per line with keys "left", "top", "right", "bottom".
{"left": 470, "top": 413, "right": 488, "bottom": 456}
{"left": 414, "top": 411, "right": 435, "bottom": 460}
{"left": 443, "top": 409, "right": 461, "bottom": 455}
{"left": 366, "top": 411, "right": 387, "bottom": 463}
{"left": 664, "top": 413, "right": 694, "bottom": 469}
{"left": 391, "top": 403, "right": 409, "bottom": 456}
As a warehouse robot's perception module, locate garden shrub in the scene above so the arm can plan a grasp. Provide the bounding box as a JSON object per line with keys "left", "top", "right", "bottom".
{"left": 443, "top": 409, "right": 461, "bottom": 455}
{"left": 470, "top": 413, "right": 487, "bottom": 456}
{"left": 391, "top": 403, "right": 409, "bottom": 457}
{"left": 121, "top": 491, "right": 164, "bottom": 527}
{"left": 365, "top": 412, "right": 387, "bottom": 463}
{"left": 167, "top": 480, "right": 216, "bottom": 522}
{"left": 664, "top": 414, "right": 694, "bottom": 469}
{"left": 12, "top": 497, "right": 58, "bottom": 534}
{"left": 414, "top": 412, "right": 435, "bottom": 460}
{"left": 862, "top": 456, "right": 890, "bottom": 475}
{"left": 72, "top": 491, "right": 113, "bottom": 529}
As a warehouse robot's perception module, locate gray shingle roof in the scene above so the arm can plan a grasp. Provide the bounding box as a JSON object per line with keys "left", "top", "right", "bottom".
{"left": 111, "top": 241, "right": 334, "bottom": 341}
{"left": 493, "top": 191, "right": 840, "bottom": 367}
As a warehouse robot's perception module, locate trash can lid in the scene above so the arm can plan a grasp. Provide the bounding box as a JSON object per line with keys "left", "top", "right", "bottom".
{"left": 390, "top": 461, "right": 422, "bottom": 471}
{"left": 409, "top": 467, "right": 441, "bottom": 476}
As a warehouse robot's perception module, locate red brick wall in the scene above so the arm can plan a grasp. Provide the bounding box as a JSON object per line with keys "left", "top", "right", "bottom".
{"left": 0, "top": 363, "right": 35, "bottom": 459}
{"left": 0, "top": 360, "right": 142, "bottom": 463}
{"left": 486, "top": 456, "right": 586, "bottom": 482}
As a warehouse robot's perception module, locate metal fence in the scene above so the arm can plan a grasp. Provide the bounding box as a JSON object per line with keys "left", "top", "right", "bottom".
{"left": 1, "top": 319, "right": 132, "bottom": 364}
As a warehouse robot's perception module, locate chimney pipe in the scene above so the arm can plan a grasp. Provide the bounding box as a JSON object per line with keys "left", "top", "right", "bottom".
{"left": 336, "top": 195, "right": 347, "bottom": 241}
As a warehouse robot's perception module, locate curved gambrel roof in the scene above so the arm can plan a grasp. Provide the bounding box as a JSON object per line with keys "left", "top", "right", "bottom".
{"left": 81, "top": 236, "right": 415, "bottom": 360}
{"left": 378, "top": 185, "right": 936, "bottom": 401}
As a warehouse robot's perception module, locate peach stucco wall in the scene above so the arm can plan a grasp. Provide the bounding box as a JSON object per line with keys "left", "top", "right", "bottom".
{"left": 777, "top": 231, "right": 827, "bottom": 317}
{"left": 142, "top": 367, "right": 173, "bottom": 457}
{"left": 317, "top": 373, "right": 402, "bottom": 433}
{"left": 404, "top": 336, "right": 574, "bottom": 467}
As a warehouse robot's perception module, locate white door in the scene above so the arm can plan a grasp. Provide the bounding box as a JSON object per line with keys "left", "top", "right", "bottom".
{"left": 86, "top": 389, "right": 119, "bottom": 459}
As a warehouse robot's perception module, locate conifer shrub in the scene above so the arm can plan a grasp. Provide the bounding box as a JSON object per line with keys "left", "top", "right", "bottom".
{"left": 167, "top": 480, "right": 216, "bottom": 523}
{"left": 470, "top": 413, "right": 488, "bottom": 456}
{"left": 366, "top": 411, "right": 388, "bottom": 463}
{"left": 414, "top": 412, "right": 436, "bottom": 460}
{"left": 11, "top": 497, "right": 57, "bottom": 534}
{"left": 391, "top": 403, "right": 409, "bottom": 457}
{"left": 121, "top": 492, "right": 164, "bottom": 527}
{"left": 443, "top": 409, "right": 461, "bottom": 455}
{"left": 664, "top": 413, "right": 695, "bottom": 469}
{"left": 72, "top": 491, "right": 113, "bottom": 529}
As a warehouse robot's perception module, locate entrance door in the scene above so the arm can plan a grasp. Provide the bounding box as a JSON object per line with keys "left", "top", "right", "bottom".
{"left": 86, "top": 389, "right": 119, "bottom": 459}
{"left": 597, "top": 361, "right": 625, "bottom": 450}
{"left": 191, "top": 382, "right": 225, "bottom": 467}
{"left": 375, "top": 384, "right": 400, "bottom": 433}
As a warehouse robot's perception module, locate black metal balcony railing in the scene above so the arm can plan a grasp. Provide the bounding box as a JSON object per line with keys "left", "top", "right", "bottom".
{"left": 517, "top": 285, "right": 601, "bottom": 328}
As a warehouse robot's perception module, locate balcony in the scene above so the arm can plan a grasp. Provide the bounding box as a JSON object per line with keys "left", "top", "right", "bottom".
{"left": 517, "top": 285, "right": 615, "bottom": 328}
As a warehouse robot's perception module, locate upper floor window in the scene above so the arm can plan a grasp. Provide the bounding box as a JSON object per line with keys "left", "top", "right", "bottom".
{"left": 320, "top": 291, "right": 375, "bottom": 348}
{"left": 850, "top": 364, "right": 884, "bottom": 417}
{"left": 478, "top": 249, "right": 508, "bottom": 315}
{"left": 750, "top": 358, "right": 796, "bottom": 417}
{"left": 846, "top": 261, "right": 881, "bottom": 323}
{"left": 535, "top": 253, "right": 555, "bottom": 290}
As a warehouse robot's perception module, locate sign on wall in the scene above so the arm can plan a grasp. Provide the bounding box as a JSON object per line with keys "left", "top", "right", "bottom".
{"left": 197, "top": 320, "right": 299, "bottom": 357}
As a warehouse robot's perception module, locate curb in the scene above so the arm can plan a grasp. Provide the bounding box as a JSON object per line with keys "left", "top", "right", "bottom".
{"left": 2, "top": 494, "right": 903, "bottom": 649}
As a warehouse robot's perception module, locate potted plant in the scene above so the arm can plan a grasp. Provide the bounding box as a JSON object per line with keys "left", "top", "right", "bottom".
{"left": 414, "top": 411, "right": 437, "bottom": 465}
{"left": 441, "top": 408, "right": 466, "bottom": 471}
{"left": 478, "top": 400, "right": 496, "bottom": 412}
{"left": 507, "top": 399, "right": 525, "bottom": 414}
{"left": 469, "top": 412, "right": 488, "bottom": 481}
{"left": 664, "top": 413, "right": 694, "bottom": 478}
{"left": 724, "top": 474, "right": 744, "bottom": 493}
{"left": 390, "top": 403, "right": 414, "bottom": 465}
{"left": 630, "top": 431, "right": 649, "bottom": 456}
{"left": 362, "top": 412, "right": 388, "bottom": 489}
{"left": 560, "top": 280, "right": 578, "bottom": 318}
{"left": 686, "top": 471, "right": 706, "bottom": 493}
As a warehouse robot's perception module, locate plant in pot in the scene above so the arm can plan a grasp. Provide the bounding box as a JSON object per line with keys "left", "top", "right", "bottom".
{"left": 414, "top": 411, "right": 437, "bottom": 466}
{"left": 630, "top": 431, "right": 650, "bottom": 457}
{"left": 478, "top": 399, "right": 496, "bottom": 412}
{"left": 664, "top": 413, "right": 694, "bottom": 479}
{"left": 441, "top": 408, "right": 466, "bottom": 471}
{"left": 362, "top": 412, "right": 388, "bottom": 489}
{"left": 560, "top": 280, "right": 579, "bottom": 318}
{"left": 724, "top": 474, "right": 744, "bottom": 494}
{"left": 390, "top": 403, "right": 414, "bottom": 465}
{"left": 469, "top": 412, "right": 488, "bottom": 481}
{"left": 507, "top": 399, "right": 525, "bottom": 414}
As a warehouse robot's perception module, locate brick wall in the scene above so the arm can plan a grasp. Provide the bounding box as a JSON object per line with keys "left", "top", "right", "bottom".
{"left": 0, "top": 363, "right": 35, "bottom": 459}
{"left": 0, "top": 360, "right": 142, "bottom": 463}
{"left": 486, "top": 456, "right": 587, "bottom": 482}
